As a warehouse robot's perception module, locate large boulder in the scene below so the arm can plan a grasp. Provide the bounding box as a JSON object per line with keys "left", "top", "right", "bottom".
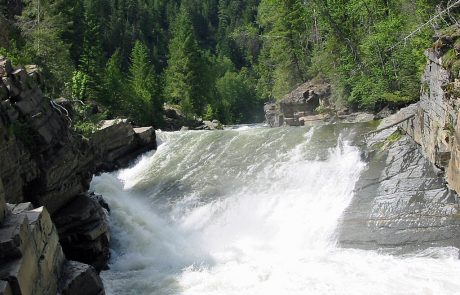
{"left": 90, "top": 119, "right": 157, "bottom": 171}
{"left": 59, "top": 261, "right": 105, "bottom": 295}
{"left": 279, "top": 77, "right": 331, "bottom": 119}
{"left": 53, "top": 194, "right": 110, "bottom": 271}
{"left": 264, "top": 77, "right": 331, "bottom": 127}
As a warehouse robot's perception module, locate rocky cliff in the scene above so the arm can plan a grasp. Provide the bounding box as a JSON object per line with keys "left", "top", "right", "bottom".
{"left": 339, "top": 27, "right": 460, "bottom": 251}
{"left": 0, "top": 57, "right": 157, "bottom": 294}
{"left": 395, "top": 26, "right": 460, "bottom": 195}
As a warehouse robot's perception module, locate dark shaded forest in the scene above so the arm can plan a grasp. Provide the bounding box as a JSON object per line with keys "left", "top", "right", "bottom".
{"left": 0, "top": 0, "right": 457, "bottom": 127}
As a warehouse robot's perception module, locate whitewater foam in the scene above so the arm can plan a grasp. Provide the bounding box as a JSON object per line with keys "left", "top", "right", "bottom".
{"left": 91, "top": 126, "right": 460, "bottom": 295}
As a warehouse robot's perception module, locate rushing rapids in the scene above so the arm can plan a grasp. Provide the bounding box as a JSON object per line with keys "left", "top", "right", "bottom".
{"left": 91, "top": 125, "right": 460, "bottom": 295}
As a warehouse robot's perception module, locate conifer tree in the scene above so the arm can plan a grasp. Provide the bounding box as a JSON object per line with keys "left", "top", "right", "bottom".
{"left": 128, "top": 40, "right": 161, "bottom": 125}
{"left": 164, "top": 5, "right": 207, "bottom": 117}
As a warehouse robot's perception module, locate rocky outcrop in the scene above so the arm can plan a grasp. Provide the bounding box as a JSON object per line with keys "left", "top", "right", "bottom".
{"left": 396, "top": 26, "right": 460, "bottom": 195}
{"left": 90, "top": 119, "right": 156, "bottom": 171}
{"left": 53, "top": 194, "right": 110, "bottom": 271}
{"left": 0, "top": 57, "right": 158, "bottom": 292}
{"left": 265, "top": 78, "right": 331, "bottom": 127}
{"left": 0, "top": 194, "right": 103, "bottom": 295}
{"left": 0, "top": 204, "right": 65, "bottom": 295}
{"left": 340, "top": 130, "right": 460, "bottom": 251}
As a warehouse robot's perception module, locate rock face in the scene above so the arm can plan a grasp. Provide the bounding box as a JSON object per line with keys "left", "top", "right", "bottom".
{"left": 90, "top": 119, "right": 157, "bottom": 171}
{"left": 0, "top": 57, "right": 158, "bottom": 292}
{"left": 396, "top": 27, "right": 460, "bottom": 195}
{"left": 340, "top": 131, "right": 460, "bottom": 251}
{"left": 265, "top": 78, "right": 331, "bottom": 127}
{"left": 0, "top": 205, "right": 65, "bottom": 295}
{"left": 0, "top": 202, "right": 104, "bottom": 295}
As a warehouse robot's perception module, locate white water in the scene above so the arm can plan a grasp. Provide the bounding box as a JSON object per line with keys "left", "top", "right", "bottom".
{"left": 91, "top": 126, "right": 460, "bottom": 295}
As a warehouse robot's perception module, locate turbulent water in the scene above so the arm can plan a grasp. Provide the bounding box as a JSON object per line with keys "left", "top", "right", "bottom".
{"left": 91, "top": 125, "right": 460, "bottom": 295}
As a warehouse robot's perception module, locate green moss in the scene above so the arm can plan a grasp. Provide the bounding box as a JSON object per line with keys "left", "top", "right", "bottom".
{"left": 439, "top": 26, "right": 460, "bottom": 40}
{"left": 387, "top": 129, "right": 402, "bottom": 143}
{"left": 442, "top": 49, "right": 456, "bottom": 68}
{"left": 451, "top": 60, "right": 460, "bottom": 79}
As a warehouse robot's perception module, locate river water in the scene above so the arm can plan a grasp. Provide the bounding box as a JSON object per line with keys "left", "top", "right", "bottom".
{"left": 91, "top": 125, "right": 460, "bottom": 295}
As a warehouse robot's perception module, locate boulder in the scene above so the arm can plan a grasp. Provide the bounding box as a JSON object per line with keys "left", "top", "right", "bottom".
{"left": 53, "top": 194, "right": 110, "bottom": 271}
{"left": 59, "top": 261, "right": 105, "bottom": 295}
{"left": 90, "top": 119, "right": 137, "bottom": 166}
{"left": 279, "top": 77, "right": 331, "bottom": 119}
{"left": 134, "top": 126, "right": 156, "bottom": 150}
{"left": 199, "top": 120, "right": 223, "bottom": 130}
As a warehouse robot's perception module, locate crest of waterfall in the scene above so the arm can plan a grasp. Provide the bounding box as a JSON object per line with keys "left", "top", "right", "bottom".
{"left": 91, "top": 125, "right": 460, "bottom": 295}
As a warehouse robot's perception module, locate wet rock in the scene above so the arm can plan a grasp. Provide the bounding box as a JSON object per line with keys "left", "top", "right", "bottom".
{"left": 134, "top": 126, "right": 156, "bottom": 151}
{"left": 373, "top": 106, "right": 393, "bottom": 120}
{"left": 59, "top": 261, "right": 105, "bottom": 295}
{"left": 198, "top": 120, "right": 223, "bottom": 130}
{"left": 53, "top": 195, "right": 110, "bottom": 271}
{"left": 339, "top": 135, "right": 460, "bottom": 252}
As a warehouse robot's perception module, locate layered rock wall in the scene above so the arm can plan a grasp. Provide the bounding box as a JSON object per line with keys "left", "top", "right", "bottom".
{"left": 399, "top": 27, "right": 460, "bottom": 194}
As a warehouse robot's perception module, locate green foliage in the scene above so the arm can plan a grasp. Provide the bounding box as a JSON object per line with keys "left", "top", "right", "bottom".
{"left": 203, "top": 104, "right": 214, "bottom": 121}
{"left": 164, "top": 6, "right": 207, "bottom": 118}
{"left": 215, "top": 69, "right": 260, "bottom": 123}
{"left": 128, "top": 40, "right": 162, "bottom": 126}
{"left": 1, "top": 0, "right": 455, "bottom": 127}
{"left": 387, "top": 129, "right": 402, "bottom": 143}
{"left": 72, "top": 105, "right": 108, "bottom": 138}
{"left": 70, "top": 70, "right": 89, "bottom": 100}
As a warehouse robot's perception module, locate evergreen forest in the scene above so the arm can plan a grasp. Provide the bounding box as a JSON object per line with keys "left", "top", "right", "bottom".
{"left": 0, "top": 0, "right": 457, "bottom": 127}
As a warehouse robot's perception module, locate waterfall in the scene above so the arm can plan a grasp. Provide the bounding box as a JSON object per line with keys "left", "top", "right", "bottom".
{"left": 91, "top": 125, "right": 460, "bottom": 295}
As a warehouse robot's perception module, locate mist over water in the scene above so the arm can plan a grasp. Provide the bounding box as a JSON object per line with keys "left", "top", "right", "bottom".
{"left": 91, "top": 126, "right": 460, "bottom": 295}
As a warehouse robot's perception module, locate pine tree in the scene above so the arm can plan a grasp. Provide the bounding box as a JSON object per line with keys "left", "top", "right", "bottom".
{"left": 164, "top": 6, "right": 207, "bottom": 117}
{"left": 257, "top": 0, "right": 312, "bottom": 99}
{"left": 18, "top": 0, "right": 74, "bottom": 95}
{"left": 128, "top": 40, "right": 161, "bottom": 125}
{"left": 79, "top": 3, "right": 105, "bottom": 101}
{"left": 102, "top": 49, "right": 126, "bottom": 114}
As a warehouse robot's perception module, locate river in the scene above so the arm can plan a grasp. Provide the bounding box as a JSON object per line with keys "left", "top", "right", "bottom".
{"left": 91, "top": 125, "right": 460, "bottom": 295}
